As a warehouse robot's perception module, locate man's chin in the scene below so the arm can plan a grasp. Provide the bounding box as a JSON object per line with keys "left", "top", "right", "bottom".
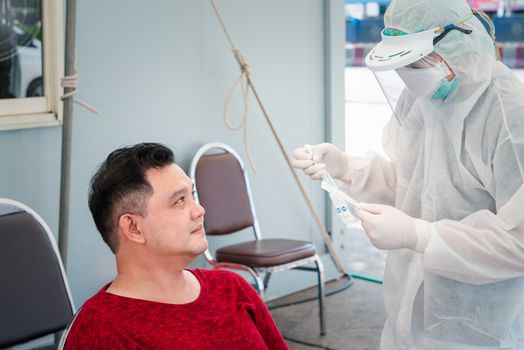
{"left": 196, "top": 238, "right": 208, "bottom": 254}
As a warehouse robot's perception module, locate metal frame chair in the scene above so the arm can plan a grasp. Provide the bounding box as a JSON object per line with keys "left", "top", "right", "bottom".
{"left": 0, "top": 198, "right": 75, "bottom": 350}
{"left": 190, "top": 142, "right": 326, "bottom": 335}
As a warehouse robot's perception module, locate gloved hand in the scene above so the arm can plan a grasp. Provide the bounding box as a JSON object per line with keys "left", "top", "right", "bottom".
{"left": 291, "top": 143, "right": 350, "bottom": 181}
{"left": 356, "top": 203, "right": 431, "bottom": 253}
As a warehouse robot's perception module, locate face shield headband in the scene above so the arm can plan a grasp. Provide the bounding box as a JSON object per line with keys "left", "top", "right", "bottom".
{"left": 365, "top": 15, "right": 473, "bottom": 72}
{"left": 364, "top": 16, "right": 477, "bottom": 129}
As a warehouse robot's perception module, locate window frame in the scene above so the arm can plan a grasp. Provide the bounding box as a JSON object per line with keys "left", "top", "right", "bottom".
{"left": 0, "top": 0, "right": 64, "bottom": 131}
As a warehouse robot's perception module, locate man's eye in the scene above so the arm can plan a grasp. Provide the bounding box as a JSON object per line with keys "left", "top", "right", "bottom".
{"left": 175, "top": 197, "right": 184, "bottom": 205}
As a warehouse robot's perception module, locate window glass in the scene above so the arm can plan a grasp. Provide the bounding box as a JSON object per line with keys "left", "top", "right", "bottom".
{"left": 0, "top": 0, "right": 42, "bottom": 99}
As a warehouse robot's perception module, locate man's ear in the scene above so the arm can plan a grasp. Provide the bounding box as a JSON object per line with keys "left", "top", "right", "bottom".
{"left": 118, "top": 214, "right": 146, "bottom": 245}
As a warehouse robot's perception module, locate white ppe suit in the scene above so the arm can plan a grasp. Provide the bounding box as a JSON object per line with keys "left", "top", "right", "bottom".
{"left": 338, "top": 0, "right": 524, "bottom": 349}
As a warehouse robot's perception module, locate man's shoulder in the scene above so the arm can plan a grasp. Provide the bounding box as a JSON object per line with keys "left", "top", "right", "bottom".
{"left": 65, "top": 284, "right": 125, "bottom": 348}
{"left": 73, "top": 284, "right": 127, "bottom": 324}
{"left": 193, "top": 268, "right": 247, "bottom": 287}
{"left": 193, "top": 268, "right": 260, "bottom": 306}
{"left": 194, "top": 268, "right": 242, "bottom": 279}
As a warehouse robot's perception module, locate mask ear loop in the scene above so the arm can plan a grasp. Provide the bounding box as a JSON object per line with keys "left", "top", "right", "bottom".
{"left": 472, "top": 9, "right": 502, "bottom": 60}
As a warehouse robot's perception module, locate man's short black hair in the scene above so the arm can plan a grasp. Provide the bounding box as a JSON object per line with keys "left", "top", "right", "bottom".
{"left": 88, "top": 143, "right": 175, "bottom": 253}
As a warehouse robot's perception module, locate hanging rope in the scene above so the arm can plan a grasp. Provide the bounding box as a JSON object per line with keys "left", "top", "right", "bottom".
{"left": 209, "top": 0, "right": 347, "bottom": 275}
{"left": 211, "top": 0, "right": 258, "bottom": 171}
{"left": 61, "top": 71, "right": 100, "bottom": 115}
{"left": 223, "top": 47, "right": 257, "bottom": 171}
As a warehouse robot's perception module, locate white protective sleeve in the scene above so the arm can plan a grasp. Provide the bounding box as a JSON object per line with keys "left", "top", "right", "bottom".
{"left": 337, "top": 151, "right": 397, "bottom": 206}
{"left": 424, "top": 184, "right": 524, "bottom": 285}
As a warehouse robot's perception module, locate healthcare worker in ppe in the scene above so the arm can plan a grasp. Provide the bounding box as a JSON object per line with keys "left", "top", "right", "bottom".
{"left": 292, "top": 0, "right": 524, "bottom": 349}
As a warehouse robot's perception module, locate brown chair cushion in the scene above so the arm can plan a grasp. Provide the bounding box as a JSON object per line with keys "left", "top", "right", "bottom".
{"left": 216, "top": 239, "right": 316, "bottom": 267}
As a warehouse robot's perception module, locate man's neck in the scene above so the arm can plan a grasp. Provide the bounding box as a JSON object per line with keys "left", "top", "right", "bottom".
{"left": 106, "top": 257, "right": 201, "bottom": 305}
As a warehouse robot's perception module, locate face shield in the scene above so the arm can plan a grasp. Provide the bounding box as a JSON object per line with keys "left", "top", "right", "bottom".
{"left": 365, "top": 20, "right": 473, "bottom": 129}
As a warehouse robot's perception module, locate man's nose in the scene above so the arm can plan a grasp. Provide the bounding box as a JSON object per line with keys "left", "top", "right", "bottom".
{"left": 193, "top": 202, "right": 205, "bottom": 219}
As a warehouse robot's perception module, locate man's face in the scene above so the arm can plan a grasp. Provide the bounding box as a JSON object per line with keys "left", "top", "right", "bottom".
{"left": 138, "top": 164, "right": 207, "bottom": 260}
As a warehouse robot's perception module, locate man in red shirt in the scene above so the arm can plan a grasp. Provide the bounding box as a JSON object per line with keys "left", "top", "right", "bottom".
{"left": 64, "top": 143, "right": 288, "bottom": 349}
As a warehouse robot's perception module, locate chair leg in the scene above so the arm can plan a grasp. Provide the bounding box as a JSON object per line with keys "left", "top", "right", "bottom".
{"left": 263, "top": 272, "right": 272, "bottom": 289}
{"left": 314, "top": 255, "right": 326, "bottom": 335}
{"left": 241, "top": 267, "right": 265, "bottom": 298}
{"left": 244, "top": 267, "right": 265, "bottom": 298}
{"left": 254, "top": 274, "right": 265, "bottom": 298}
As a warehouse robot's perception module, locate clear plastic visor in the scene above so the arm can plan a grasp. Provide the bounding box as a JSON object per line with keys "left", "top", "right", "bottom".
{"left": 373, "top": 52, "right": 453, "bottom": 129}
{"left": 405, "top": 51, "right": 444, "bottom": 69}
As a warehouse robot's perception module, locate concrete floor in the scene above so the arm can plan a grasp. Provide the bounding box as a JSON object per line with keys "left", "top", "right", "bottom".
{"left": 271, "top": 277, "right": 385, "bottom": 350}
{"left": 269, "top": 228, "right": 387, "bottom": 350}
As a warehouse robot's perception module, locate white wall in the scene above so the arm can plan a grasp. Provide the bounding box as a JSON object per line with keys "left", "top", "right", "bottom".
{"left": 0, "top": 0, "right": 345, "bottom": 305}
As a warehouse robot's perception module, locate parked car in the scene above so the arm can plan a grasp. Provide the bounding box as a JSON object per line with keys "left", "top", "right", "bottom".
{"left": 13, "top": 25, "right": 43, "bottom": 98}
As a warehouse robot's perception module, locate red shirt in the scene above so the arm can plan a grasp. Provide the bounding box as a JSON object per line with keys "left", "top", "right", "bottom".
{"left": 64, "top": 269, "right": 288, "bottom": 349}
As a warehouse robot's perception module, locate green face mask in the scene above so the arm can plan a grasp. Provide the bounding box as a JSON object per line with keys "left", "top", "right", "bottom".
{"left": 431, "top": 76, "right": 460, "bottom": 100}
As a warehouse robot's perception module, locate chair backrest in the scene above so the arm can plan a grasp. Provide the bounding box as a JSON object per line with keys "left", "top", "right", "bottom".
{"left": 190, "top": 143, "right": 261, "bottom": 237}
{"left": 0, "top": 198, "right": 75, "bottom": 348}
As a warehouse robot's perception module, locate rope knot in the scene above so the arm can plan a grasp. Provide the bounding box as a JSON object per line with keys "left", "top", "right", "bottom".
{"left": 61, "top": 72, "right": 78, "bottom": 91}
{"left": 60, "top": 70, "right": 100, "bottom": 115}
{"left": 233, "top": 48, "right": 251, "bottom": 74}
